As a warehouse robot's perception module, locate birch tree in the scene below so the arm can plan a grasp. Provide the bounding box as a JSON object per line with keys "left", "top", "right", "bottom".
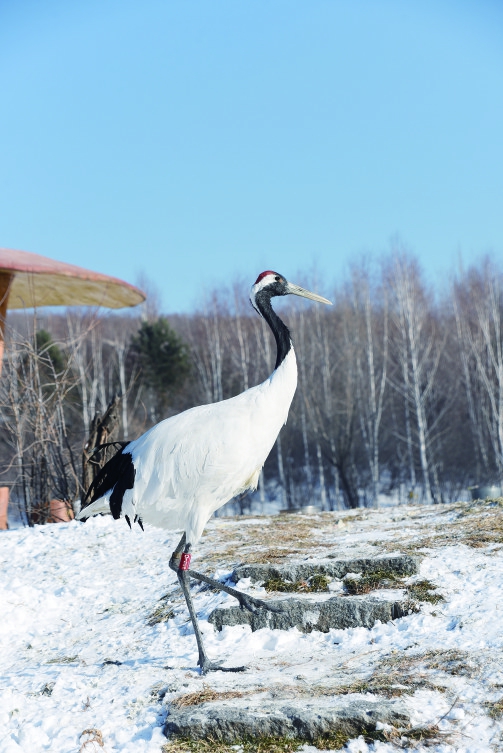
{"left": 306, "top": 293, "right": 360, "bottom": 508}
{"left": 386, "top": 253, "right": 446, "bottom": 502}
{"left": 349, "top": 266, "right": 389, "bottom": 505}
{"left": 452, "top": 259, "right": 503, "bottom": 480}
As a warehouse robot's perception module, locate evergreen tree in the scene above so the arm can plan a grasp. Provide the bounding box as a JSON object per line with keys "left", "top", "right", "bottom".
{"left": 35, "top": 329, "right": 66, "bottom": 375}
{"left": 131, "top": 318, "right": 190, "bottom": 413}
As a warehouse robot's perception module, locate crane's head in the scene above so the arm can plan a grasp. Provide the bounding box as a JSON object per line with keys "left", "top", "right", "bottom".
{"left": 250, "top": 270, "right": 332, "bottom": 316}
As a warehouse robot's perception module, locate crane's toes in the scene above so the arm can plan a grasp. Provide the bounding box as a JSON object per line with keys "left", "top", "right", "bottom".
{"left": 236, "top": 593, "right": 285, "bottom": 614}
{"left": 199, "top": 659, "right": 247, "bottom": 675}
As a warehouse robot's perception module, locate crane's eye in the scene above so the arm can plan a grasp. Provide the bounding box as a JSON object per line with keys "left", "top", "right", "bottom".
{"left": 275, "top": 275, "right": 281, "bottom": 281}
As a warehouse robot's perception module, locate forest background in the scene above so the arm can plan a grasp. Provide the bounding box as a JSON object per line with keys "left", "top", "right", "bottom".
{"left": 1, "top": 249, "right": 502, "bottom": 526}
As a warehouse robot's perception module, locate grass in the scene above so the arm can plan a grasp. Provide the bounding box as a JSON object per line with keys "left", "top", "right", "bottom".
{"left": 162, "top": 736, "right": 303, "bottom": 753}
{"left": 263, "top": 574, "right": 330, "bottom": 594}
{"left": 333, "top": 675, "right": 427, "bottom": 699}
{"left": 319, "top": 647, "right": 472, "bottom": 701}
{"left": 372, "top": 647, "right": 476, "bottom": 690}
{"left": 205, "top": 515, "right": 320, "bottom": 566}
{"left": 147, "top": 604, "right": 175, "bottom": 626}
{"left": 162, "top": 726, "right": 449, "bottom": 752}
{"left": 421, "top": 648, "right": 476, "bottom": 676}
{"left": 162, "top": 731, "right": 389, "bottom": 753}
{"left": 343, "top": 569, "right": 403, "bottom": 595}
{"left": 206, "top": 499, "right": 503, "bottom": 570}
{"left": 311, "top": 726, "right": 446, "bottom": 749}
{"left": 483, "top": 698, "right": 503, "bottom": 719}
{"left": 79, "top": 729, "right": 104, "bottom": 752}
{"left": 406, "top": 579, "right": 445, "bottom": 605}
{"left": 378, "top": 499, "right": 503, "bottom": 553}
{"left": 342, "top": 569, "right": 444, "bottom": 606}
{"left": 171, "top": 685, "right": 262, "bottom": 709}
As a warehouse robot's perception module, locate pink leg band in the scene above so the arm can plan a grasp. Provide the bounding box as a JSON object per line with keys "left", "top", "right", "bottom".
{"left": 179, "top": 552, "right": 192, "bottom": 571}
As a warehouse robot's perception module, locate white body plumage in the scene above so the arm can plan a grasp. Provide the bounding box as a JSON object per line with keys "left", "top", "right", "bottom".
{"left": 81, "top": 349, "right": 297, "bottom": 542}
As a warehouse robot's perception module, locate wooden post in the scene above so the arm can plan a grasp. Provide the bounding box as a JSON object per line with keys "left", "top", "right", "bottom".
{"left": 82, "top": 395, "right": 122, "bottom": 498}
{"left": 0, "top": 271, "right": 13, "bottom": 378}
{"left": 48, "top": 499, "right": 75, "bottom": 523}
{"left": 0, "top": 272, "right": 13, "bottom": 529}
{"left": 0, "top": 486, "right": 9, "bottom": 529}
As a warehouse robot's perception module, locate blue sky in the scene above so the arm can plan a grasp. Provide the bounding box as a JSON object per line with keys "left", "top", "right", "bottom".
{"left": 1, "top": 1, "right": 502, "bottom": 313}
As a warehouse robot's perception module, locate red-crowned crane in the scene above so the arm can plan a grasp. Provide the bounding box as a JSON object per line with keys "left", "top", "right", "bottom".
{"left": 77, "top": 271, "right": 331, "bottom": 673}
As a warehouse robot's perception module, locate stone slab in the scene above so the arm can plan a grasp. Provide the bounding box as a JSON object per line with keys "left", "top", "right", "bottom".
{"left": 165, "top": 697, "right": 410, "bottom": 742}
{"left": 209, "top": 595, "right": 407, "bottom": 633}
{"left": 232, "top": 554, "right": 419, "bottom": 585}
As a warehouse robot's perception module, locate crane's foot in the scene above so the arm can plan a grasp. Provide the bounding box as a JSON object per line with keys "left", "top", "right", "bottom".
{"left": 233, "top": 590, "right": 285, "bottom": 615}
{"left": 198, "top": 657, "right": 247, "bottom": 675}
{"left": 180, "top": 564, "right": 286, "bottom": 615}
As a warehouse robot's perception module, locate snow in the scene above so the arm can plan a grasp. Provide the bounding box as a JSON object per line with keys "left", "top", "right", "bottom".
{"left": 1, "top": 503, "right": 503, "bottom": 752}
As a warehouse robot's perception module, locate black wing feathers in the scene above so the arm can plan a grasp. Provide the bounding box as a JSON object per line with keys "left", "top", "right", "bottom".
{"left": 82, "top": 444, "right": 136, "bottom": 520}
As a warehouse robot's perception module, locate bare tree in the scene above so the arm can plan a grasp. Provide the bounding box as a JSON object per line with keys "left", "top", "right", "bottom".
{"left": 0, "top": 323, "right": 80, "bottom": 524}
{"left": 452, "top": 259, "right": 503, "bottom": 481}
{"left": 349, "top": 265, "right": 389, "bottom": 505}
{"left": 305, "top": 293, "right": 361, "bottom": 508}
{"left": 65, "top": 311, "right": 110, "bottom": 434}
{"left": 385, "top": 252, "right": 447, "bottom": 502}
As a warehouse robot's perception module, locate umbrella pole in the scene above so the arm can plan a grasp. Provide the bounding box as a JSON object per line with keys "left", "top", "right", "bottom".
{"left": 0, "top": 273, "right": 13, "bottom": 529}
{"left": 0, "top": 272, "right": 13, "bottom": 379}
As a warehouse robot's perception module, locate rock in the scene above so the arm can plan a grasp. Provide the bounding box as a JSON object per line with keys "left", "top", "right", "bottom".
{"left": 232, "top": 554, "right": 419, "bottom": 585}
{"left": 164, "top": 697, "right": 409, "bottom": 742}
{"left": 209, "top": 595, "right": 408, "bottom": 633}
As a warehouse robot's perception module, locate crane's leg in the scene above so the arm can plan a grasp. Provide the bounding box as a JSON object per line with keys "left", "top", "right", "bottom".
{"left": 169, "top": 535, "right": 246, "bottom": 674}
{"left": 169, "top": 534, "right": 282, "bottom": 615}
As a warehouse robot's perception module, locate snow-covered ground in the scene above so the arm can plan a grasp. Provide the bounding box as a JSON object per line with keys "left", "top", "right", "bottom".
{"left": 1, "top": 501, "right": 503, "bottom": 752}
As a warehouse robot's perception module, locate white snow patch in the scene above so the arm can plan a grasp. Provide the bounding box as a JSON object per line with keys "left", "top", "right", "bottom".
{"left": 1, "top": 506, "right": 503, "bottom": 752}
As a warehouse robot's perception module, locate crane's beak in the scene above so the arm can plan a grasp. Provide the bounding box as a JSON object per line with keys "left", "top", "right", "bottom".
{"left": 286, "top": 282, "right": 332, "bottom": 306}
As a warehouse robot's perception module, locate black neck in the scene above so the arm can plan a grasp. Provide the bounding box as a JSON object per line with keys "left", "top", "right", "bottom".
{"left": 254, "top": 290, "right": 292, "bottom": 369}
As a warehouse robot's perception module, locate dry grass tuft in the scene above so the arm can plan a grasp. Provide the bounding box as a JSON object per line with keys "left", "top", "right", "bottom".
{"left": 310, "top": 725, "right": 449, "bottom": 749}
{"left": 162, "top": 724, "right": 453, "bottom": 753}
{"left": 406, "top": 579, "right": 444, "bottom": 604}
{"left": 241, "top": 738, "right": 301, "bottom": 753}
{"left": 171, "top": 684, "right": 262, "bottom": 709}
{"left": 162, "top": 735, "right": 302, "bottom": 752}
{"left": 421, "top": 648, "right": 476, "bottom": 676}
{"left": 483, "top": 697, "right": 503, "bottom": 719}
{"left": 162, "top": 738, "right": 234, "bottom": 753}
{"left": 393, "top": 723, "right": 455, "bottom": 748}
{"left": 320, "top": 647, "right": 474, "bottom": 701}
{"left": 79, "top": 729, "right": 104, "bottom": 752}
{"left": 205, "top": 515, "right": 321, "bottom": 565}
{"left": 341, "top": 569, "right": 443, "bottom": 607}
{"left": 343, "top": 569, "right": 403, "bottom": 595}
{"left": 147, "top": 604, "right": 175, "bottom": 626}
{"left": 332, "top": 676, "right": 425, "bottom": 699}
{"left": 378, "top": 500, "right": 503, "bottom": 553}
{"left": 310, "top": 731, "right": 353, "bottom": 750}
{"left": 316, "top": 702, "right": 456, "bottom": 749}
{"left": 46, "top": 655, "right": 79, "bottom": 664}
{"left": 263, "top": 574, "right": 330, "bottom": 594}
{"left": 379, "top": 647, "right": 473, "bottom": 676}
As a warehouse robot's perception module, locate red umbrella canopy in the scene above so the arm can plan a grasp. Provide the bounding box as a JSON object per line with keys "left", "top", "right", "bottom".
{"left": 0, "top": 248, "right": 145, "bottom": 310}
